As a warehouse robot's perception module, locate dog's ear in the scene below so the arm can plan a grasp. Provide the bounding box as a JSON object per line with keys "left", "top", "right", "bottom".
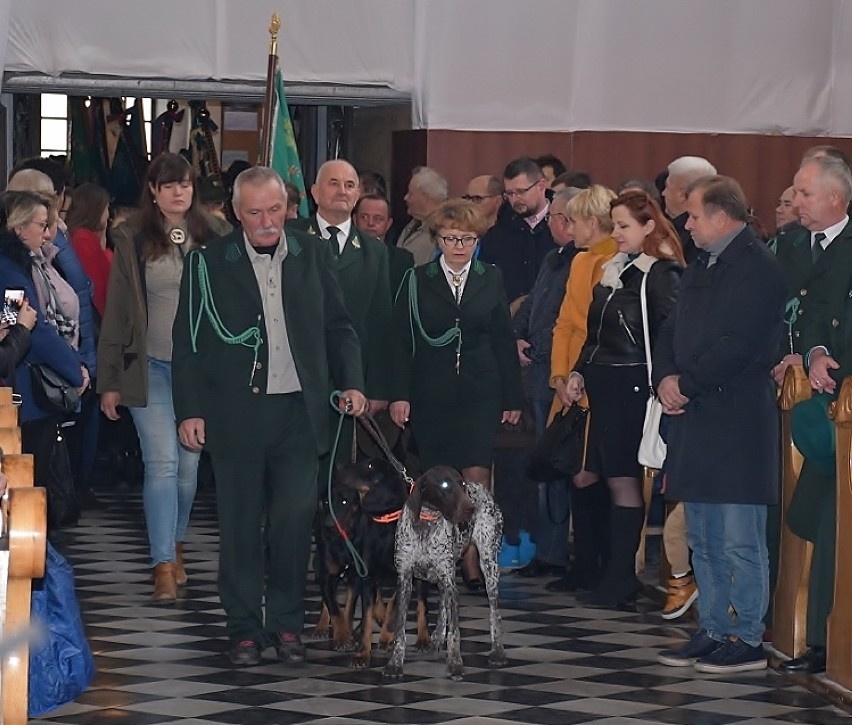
{"left": 407, "top": 476, "right": 424, "bottom": 520}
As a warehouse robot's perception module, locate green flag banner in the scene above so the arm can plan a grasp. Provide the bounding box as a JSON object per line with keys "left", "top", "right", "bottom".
{"left": 269, "top": 67, "right": 309, "bottom": 217}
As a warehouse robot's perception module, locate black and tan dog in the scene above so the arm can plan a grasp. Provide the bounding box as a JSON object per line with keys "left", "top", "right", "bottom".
{"left": 383, "top": 465, "right": 506, "bottom": 681}
{"left": 314, "top": 458, "right": 428, "bottom": 667}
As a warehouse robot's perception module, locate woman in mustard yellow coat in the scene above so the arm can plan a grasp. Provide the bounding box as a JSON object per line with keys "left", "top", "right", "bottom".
{"left": 546, "top": 186, "right": 618, "bottom": 593}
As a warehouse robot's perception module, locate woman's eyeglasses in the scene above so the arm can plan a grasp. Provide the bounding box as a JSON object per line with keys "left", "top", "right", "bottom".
{"left": 438, "top": 234, "right": 478, "bottom": 247}
{"left": 30, "top": 219, "right": 49, "bottom": 232}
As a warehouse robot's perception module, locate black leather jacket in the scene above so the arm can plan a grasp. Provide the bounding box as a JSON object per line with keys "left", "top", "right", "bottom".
{"left": 575, "top": 256, "right": 681, "bottom": 369}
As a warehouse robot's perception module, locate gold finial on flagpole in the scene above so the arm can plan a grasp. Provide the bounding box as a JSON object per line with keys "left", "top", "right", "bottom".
{"left": 269, "top": 13, "right": 281, "bottom": 56}
{"left": 261, "top": 13, "right": 281, "bottom": 166}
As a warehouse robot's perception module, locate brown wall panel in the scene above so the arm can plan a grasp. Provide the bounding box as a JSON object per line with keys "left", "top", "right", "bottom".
{"left": 410, "top": 129, "right": 852, "bottom": 236}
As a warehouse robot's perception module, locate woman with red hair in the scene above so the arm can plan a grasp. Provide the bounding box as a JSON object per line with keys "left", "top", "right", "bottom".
{"left": 564, "top": 190, "right": 683, "bottom": 607}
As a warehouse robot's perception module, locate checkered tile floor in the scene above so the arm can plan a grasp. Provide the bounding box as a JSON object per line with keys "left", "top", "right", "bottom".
{"left": 34, "top": 488, "right": 851, "bottom": 724}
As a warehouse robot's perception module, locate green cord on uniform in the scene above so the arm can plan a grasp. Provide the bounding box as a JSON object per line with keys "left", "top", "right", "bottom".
{"left": 187, "top": 250, "right": 263, "bottom": 386}
{"left": 404, "top": 268, "right": 462, "bottom": 355}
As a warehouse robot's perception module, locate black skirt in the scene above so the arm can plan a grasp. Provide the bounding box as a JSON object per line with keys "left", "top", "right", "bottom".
{"left": 582, "top": 363, "right": 647, "bottom": 479}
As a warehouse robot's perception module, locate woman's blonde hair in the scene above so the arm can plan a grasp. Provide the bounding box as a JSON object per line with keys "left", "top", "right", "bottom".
{"left": 566, "top": 184, "right": 617, "bottom": 234}
{"left": 3, "top": 190, "right": 52, "bottom": 231}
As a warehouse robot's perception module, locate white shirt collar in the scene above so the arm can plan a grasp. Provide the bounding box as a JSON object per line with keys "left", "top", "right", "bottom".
{"left": 439, "top": 255, "right": 472, "bottom": 301}
{"left": 814, "top": 215, "right": 848, "bottom": 248}
{"left": 316, "top": 214, "right": 352, "bottom": 254}
{"left": 242, "top": 231, "right": 288, "bottom": 262}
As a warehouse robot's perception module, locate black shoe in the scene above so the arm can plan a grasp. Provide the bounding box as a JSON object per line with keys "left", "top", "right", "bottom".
{"left": 228, "top": 639, "right": 262, "bottom": 666}
{"left": 545, "top": 568, "right": 597, "bottom": 592}
{"left": 777, "top": 646, "right": 826, "bottom": 675}
{"left": 79, "top": 487, "right": 104, "bottom": 510}
{"left": 460, "top": 565, "right": 486, "bottom": 594}
{"left": 516, "top": 559, "right": 565, "bottom": 578}
{"left": 273, "top": 631, "right": 307, "bottom": 664}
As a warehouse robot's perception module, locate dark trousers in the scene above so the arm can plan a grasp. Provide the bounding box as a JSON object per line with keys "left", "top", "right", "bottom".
{"left": 21, "top": 414, "right": 60, "bottom": 489}
{"left": 786, "top": 460, "right": 836, "bottom": 648}
{"left": 209, "top": 393, "right": 319, "bottom": 642}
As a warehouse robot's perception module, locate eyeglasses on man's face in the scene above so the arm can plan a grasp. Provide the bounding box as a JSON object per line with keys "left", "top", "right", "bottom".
{"left": 503, "top": 180, "right": 540, "bottom": 200}
{"left": 438, "top": 234, "right": 478, "bottom": 247}
{"left": 546, "top": 212, "right": 569, "bottom": 224}
{"left": 462, "top": 194, "right": 500, "bottom": 204}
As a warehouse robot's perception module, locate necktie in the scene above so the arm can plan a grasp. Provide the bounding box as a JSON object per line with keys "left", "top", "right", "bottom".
{"left": 327, "top": 226, "right": 341, "bottom": 258}
{"left": 812, "top": 232, "right": 827, "bottom": 264}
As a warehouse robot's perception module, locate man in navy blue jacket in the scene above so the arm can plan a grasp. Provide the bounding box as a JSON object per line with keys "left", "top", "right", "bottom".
{"left": 654, "top": 176, "right": 785, "bottom": 674}
{"left": 479, "top": 157, "right": 556, "bottom": 305}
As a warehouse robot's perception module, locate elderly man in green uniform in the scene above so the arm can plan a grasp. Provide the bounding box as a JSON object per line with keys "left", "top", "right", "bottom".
{"left": 775, "top": 154, "right": 852, "bottom": 675}
{"left": 172, "top": 166, "right": 366, "bottom": 667}
{"left": 289, "top": 160, "right": 394, "bottom": 464}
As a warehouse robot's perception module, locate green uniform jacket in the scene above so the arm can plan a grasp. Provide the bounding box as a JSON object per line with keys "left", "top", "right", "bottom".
{"left": 388, "top": 245, "right": 415, "bottom": 300}
{"left": 97, "top": 211, "right": 231, "bottom": 406}
{"left": 784, "top": 220, "right": 852, "bottom": 541}
{"left": 391, "top": 260, "right": 523, "bottom": 470}
{"left": 288, "top": 216, "right": 393, "bottom": 400}
{"left": 791, "top": 221, "right": 852, "bottom": 382}
{"left": 171, "top": 229, "right": 364, "bottom": 455}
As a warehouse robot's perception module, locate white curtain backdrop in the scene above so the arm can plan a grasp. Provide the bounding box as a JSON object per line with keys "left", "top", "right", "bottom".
{"left": 0, "top": 0, "right": 11, "bottom": 93}
{"left": 5, "top": 0, "right": 852, "bottom": 136}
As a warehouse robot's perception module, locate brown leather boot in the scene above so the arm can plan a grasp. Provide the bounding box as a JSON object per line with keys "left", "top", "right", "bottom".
{"left": 152, "top": 562, "right": 177, "bottom": 602}
{"left": 175, "top": 543, "right": 188, "bottom": 586}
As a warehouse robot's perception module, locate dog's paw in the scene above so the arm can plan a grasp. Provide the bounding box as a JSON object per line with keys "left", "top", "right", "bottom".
{"left": 377, "top": 634, "right": 394, "bottom": 651}
{"left": 332, "top": 637, "right": 358, "bottom": 652}
{"left": 349, "top": 651, "right": 372, "bottom": 669}
{"left": 487, "top": 648, "right": 508, "bottom": 668}
{"left": 414, "top": 635, "right": 431, "bottom": 652}
{"left": 447, "top": 660, "right": 464, "bottom": 681}
{"left": 382, "top": 663, "right": 404, "bottom": 681}
{"left": 312, "top": 626, "right": 331, "bottom": 639}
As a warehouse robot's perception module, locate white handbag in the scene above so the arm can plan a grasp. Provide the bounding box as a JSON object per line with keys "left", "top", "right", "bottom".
{"left": 637, "top": 271, "right": 667, "bottom": 469}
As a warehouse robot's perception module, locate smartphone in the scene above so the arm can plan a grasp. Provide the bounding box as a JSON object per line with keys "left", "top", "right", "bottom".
{"left": 2, "top": 288, "right": 25, "bottom": 325}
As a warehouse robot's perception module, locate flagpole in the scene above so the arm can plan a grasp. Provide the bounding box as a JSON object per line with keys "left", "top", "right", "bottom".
{"left": 260, "top": 12, "right": 280, "bottom": 166}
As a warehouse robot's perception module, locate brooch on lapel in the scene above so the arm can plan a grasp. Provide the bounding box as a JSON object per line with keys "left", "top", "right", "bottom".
{"left": 225, "top": 244, "right": 242, "bottom": 262}
{"left": 352, "top": 234, "right": 361, "bottom": 249}
{"left": 425, "top": 262, "right": 439, "bottom": 278}
{"left": 169, "top": 227, "right": 187, "bottom": 245}
{"left": 307, "top": 226, "right": 317, "bottom": 235}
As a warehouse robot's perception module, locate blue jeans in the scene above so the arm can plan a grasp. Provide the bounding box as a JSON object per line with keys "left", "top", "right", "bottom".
{"left": 684, "top": 502, "right": 769, "bottom": 646}
{"left": 130, "top": 359, "right": 200, "bottom": 567}
{"left": 530, "top": 398, "right": 570, "bottom": 566}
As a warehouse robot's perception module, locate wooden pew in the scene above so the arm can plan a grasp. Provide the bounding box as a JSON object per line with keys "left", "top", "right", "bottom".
{"left": 827, "top": 377, "right": 852, "bottom": 690}
{"left": 773, "top": 365, "right": 812, "bottom": 658}
{"left": 0, "top": 387, "right": 47, "bottom": 725}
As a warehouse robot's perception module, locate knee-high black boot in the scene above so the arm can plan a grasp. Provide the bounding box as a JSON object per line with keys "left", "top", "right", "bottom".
{"left": 547, "top": 481, "right": 608, "bottom": 592}
{"left": 583, "top": 505, "right": 645, "bottom": 607}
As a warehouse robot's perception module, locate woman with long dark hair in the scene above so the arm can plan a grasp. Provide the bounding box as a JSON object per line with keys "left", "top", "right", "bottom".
{"left": 565, "top": 190, "right": 684, "bottom": 607}
{"left": 98, "top": 154, "right": 231, "bottom": 602}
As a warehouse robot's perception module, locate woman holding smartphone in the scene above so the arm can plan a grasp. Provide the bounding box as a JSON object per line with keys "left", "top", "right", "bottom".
{"left": 0, "top": 289, "right": 38, "bottom": 379}
{"left": 0, "top": 190, "right": 85, "bottom": 489}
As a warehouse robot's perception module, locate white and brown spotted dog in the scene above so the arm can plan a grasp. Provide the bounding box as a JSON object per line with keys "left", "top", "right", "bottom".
{"left": 382, "top": 465, "right": 506, "bottom": 681}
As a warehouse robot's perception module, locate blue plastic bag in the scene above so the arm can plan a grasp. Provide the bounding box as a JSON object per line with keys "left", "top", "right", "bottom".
{"left": 28, "top": 542, "right": 95, "bottom": 717}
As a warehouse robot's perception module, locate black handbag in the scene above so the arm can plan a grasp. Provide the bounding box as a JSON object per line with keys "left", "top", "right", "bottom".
{"left": 526, "top": 405, "right": 588, "bottom": 481}
{"left": 27, "top": 363, "right": 80, "bottom": 415}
